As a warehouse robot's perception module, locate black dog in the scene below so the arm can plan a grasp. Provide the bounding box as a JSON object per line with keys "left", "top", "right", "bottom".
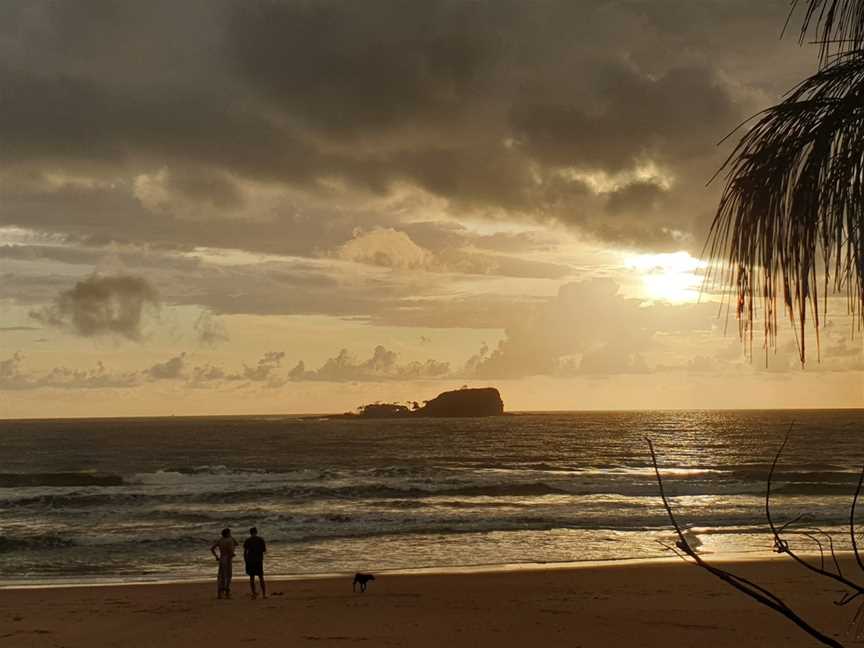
{"left": 352, "top": 573, "right": 375, "bottom": 593}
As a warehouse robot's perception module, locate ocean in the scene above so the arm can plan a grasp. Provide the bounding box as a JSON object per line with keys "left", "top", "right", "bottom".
{"left": 1, "top": 409, "right": 862, "bottom": 585}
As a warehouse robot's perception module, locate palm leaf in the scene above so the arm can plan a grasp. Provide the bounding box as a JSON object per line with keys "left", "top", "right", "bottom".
{"left": 707, "top": 50, "right": 864, "bottom": 363}
{"left": 792, "top": 0, "right": 864, "bottom": 62}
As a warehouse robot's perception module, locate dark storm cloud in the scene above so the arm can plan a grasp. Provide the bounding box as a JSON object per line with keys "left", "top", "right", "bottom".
{"left": 30, "top": 275, "right": 160, "bottom": 339}
{"left": 0, "top": 64, "right": 318, "bottom": 182}
{"left": 0, "top": 179, "right": 397, "bottom": 256}
{"left": 229, "top": 0, "right": 494, "bottom": 136}
{"left": 0, "top": 0, "right": 812, "bottom": 257}
{"left": 605, "top": 182, "right": 667, "bottom": 216}
{"left": 162, "top": 169, "right": 245, "bottom": 211}
{"left": 509, "top": 64, "right": 738, "bottom": 172}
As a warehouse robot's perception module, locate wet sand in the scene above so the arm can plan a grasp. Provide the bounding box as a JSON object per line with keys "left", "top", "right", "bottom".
{"left": 0, "top": 557, "right": 857, "bottom": 647}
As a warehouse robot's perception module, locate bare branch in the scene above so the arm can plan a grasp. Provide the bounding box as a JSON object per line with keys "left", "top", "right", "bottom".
{"left": 837, "top": 590, "right": 862, "bottom": 607}
{"left": 778, "top": 513, "right": 807, "bottom": 536}
{"left": 648, "top": 437, "right": 846, "bottom": 648}
{"left": 848, "top": 601, "right": 864, "bottom": 640}
{"left": 766, "top": 426, "right": 864, "bottom": 595}
{"left": 800, "top": 531, "right": 827, "bottom": 570}
{"left": 801, "top": 527, "right": 845, "bottom": 578}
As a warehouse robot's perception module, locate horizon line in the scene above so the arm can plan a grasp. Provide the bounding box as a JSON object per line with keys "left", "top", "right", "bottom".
{"left": 2, "top": 405, "right": 863, "bottom": 423}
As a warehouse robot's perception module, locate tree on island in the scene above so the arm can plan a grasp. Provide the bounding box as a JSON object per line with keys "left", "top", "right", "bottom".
{"left": 350, "top": 387, "right": 504, "bottom": 418}
{"left": 651, "top": 2, "right": 864, "bottom": 646}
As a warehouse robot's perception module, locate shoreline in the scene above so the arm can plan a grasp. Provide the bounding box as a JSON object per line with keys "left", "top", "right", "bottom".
{"left": 0, "top": 549, "right": 794, "bottom": 590}
{"left": 0, "top": 554, "right": 855, "bottom": 647}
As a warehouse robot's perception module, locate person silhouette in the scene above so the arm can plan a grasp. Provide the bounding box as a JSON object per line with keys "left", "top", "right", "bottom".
{"left": 210, "top": 527, "right": 238, "bottom": 599}
{"left": 243, "top": 527, "right": 267, "bottom": 599}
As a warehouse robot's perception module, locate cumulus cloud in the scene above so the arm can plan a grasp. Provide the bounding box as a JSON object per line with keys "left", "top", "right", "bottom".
{"left": 144, "top": 353, "right": 186, "bottom": 380}
{"left": 0, "top": 353, "right": 26, "bottom": 389}
{"left": 189, "top": 352, "right": 299, "bottom": 388}
{"left": 338, "top": 228, "right": 435, "bottom": 270}
{"left": 0, "top": 350, "right": 290, "bottom": 391}
{"left": 464, "top": 278, "right": 718, "bottom": 378}
{"left": 289, "top": 345, "right": 450, "bottom": 382}
{"left": 232, "top": 351, "right": 285, "bottom": 385}
{"left": 30, "top": 275, "right": 159, "bottom": 339}
{"left": 0, "top": 352, "right": 181, "bottom": 390}
{"left": 336, "top": 227, "right": 573, "bottom": 279}
{"left": 37, "top": 363, "right": 141, "bottom": 390}
{"left": 189, "top": 363, "right": 227, "bottom": 387}
{"left": 647, "top": 310, "right": 864, "bottom": 375}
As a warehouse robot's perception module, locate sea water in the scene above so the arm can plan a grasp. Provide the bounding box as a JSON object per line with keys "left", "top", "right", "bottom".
{"left": 0, "top": 410, "right": 862, "bottom": 584}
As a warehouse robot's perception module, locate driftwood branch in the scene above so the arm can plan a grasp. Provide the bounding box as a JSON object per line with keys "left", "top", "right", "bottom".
{"left": 647, "top": 437, "right": 845, "bottom": 648}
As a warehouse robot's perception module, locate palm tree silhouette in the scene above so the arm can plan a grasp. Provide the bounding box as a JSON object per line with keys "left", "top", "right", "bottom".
{"left": 708, "top": 0, "right": 864, "bottom": 364}
{"left": 650, "top": 6, "right": 864, "bottom": 647}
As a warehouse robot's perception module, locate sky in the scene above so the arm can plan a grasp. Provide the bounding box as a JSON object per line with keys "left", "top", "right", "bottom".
{"left": 1, "top": 0, "right": 862, "bottom": 418}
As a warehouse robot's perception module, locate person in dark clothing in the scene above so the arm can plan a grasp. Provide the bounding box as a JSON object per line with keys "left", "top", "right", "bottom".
{"left": 243, "top": 527, "right": 267, "bottom": 599}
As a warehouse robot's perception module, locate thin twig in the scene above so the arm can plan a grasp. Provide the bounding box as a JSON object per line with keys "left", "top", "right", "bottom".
{"left": 800, "top": 527, "right": 845, "bottom": 578}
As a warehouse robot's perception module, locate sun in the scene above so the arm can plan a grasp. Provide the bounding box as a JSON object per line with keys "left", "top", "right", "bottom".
{"left": 624, "top": 251, "right": 708, "bottom": 303}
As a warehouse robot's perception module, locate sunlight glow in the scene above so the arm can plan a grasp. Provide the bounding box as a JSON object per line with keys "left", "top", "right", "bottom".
{"left": 562, "top": 161, "right": 675, "bottom": 194}
{"left": 625, "top": 251, "right": 708, "bottom": 303}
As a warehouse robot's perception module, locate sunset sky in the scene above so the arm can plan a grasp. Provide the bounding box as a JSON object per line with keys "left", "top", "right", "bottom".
{"left": 1, "top": 0, "right": 862, "bottom": 418}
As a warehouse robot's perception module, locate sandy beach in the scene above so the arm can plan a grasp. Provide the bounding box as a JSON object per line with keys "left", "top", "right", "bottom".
{"left": 0, "top": 556, "right": 857, "bottom": 648}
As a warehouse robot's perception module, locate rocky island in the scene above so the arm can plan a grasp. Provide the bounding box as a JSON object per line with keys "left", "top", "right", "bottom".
{"left": 345, "top": 387, "right": 504, "bottom": 419}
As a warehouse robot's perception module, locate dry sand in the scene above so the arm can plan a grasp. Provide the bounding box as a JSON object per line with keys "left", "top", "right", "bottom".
{"left": 0, "top": 557, "right": 858, "bottom": 647}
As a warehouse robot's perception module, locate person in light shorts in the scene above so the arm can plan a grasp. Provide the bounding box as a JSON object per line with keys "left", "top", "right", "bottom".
{"left": 210, "top": 528, "right": 238, "bottom": 599}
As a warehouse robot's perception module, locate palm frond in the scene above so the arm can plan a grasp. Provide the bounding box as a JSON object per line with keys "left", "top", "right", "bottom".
{"left": 707, "top": 50, "right": 864, "bottom": 363}
{"left": 793, "top": 0, "right": 864, "bottom": 63}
